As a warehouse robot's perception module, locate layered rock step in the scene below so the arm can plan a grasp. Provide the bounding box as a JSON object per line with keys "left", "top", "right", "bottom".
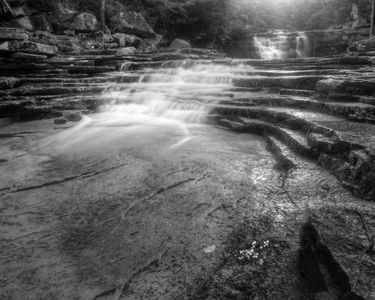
{"left": 1, "top": 50, "right": 375, "bottom": 199}
{"left": 212, "top": 105, "right": 375, "bottom": 201}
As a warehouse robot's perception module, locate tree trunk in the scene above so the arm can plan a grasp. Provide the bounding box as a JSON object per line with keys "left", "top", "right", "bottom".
{"left": 0, "top": 0, "right": 14, "bottom": 17}
{"left": 101, "top": 0, "right": 106, "bottom": 31}
{"left": 371, "top": 0, "right": 375, "bottom": 38}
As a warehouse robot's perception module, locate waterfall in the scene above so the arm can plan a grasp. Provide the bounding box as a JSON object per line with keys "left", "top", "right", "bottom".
{"left": 253, "top": 31, "right": 289, "bottom": 60}
{"left": 254, "top": 31, "right": 311, "bottom": 60}
{"left": 99, "top": 60, "right": 241, "bottom": 124}
{"left": 296, "top": 32, "right": 311, "bottom": 58}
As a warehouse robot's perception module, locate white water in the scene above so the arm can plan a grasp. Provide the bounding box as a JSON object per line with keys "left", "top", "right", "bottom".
{"left": 101, "top": 62, "right": 235, "bottom": 124}
{"left": 254, "top": 31, "right": 311, "bottom": 60}
{"left": 254, "top": 31, "right": 289, "bottom": 60}
{"left": 296, "top": 32, "right": 311, "bottom": 58}
{"left": 27, "top": 60, "right": 256, "bottom": 155}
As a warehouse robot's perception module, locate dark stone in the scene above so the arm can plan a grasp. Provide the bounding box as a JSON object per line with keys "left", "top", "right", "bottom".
{"left": 349, "top": 39, "right": 375, "bottom": 52}
{"left": 2, "top": 16, "right": 34, "bottom": 31}
{"left": 298, "top": 247, "right": 327, "bottom": 293}
{"left": 315, "top": 244, "right": 351, "bottom": 293}
{"left": 70, "top": 12, "right": 99, "bottom": 32}
{"left": 299, "top": 212, "right": 369, "bottom": 298}
{"left": 115, "top": 47, "right": 137, "bottom": 56}
{"left": 170, "top": 39, "right": 191, "bottom": 50}
{"left": 316, "top": 78, "right": 375, "bottom": 96}
{"left": 0, "top": 41, "right": 57, "bottom": 56}
{"left": 31, "top": 13, "right": 52, "bottom": 32}
{"left": 0, "top": 77, "right": 20, "bottom": 89}
{"left": 54, "top": 118, "right": 67, "bottom": 125}
{"left": 66, "top": 66, "right": 116, "bottom": 74}
{"left": 113, "top": 33, "right": 141, "bottom": 47}
{"left": 234, "top": 76, "right": 322, "bottom": 90}
{"left": 307, "top": 133, "right": 342, "bottom": 154}
{"left": 110, "top": 11, "right": 155, "bottom": 38}
{"left": 93, "top": 31, "right": 114, "bottom": 44}
{"left": 11, "top": 5, "right": 31, "bottom": 18}
{"left": 29, "top": 31, "right": 80, "bottom": 53}
{"left": 49, "top": 4, "right": 78, "bottom": 32}
{"left": 65, "top": 111, "right": 82, "bottom": 122}
{"left": 0, "top": 27, "right": 28, "bottom": 41}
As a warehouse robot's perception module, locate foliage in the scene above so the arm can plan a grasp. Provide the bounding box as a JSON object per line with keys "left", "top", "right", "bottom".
{"left": 25, "top": 0, "right": 373, "bottom": 48}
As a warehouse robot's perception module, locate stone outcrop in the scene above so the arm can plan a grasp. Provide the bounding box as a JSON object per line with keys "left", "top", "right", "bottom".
{"left": 49, "top": 4, "right": 78, "bottom": 32}
{"left": 348, "top": 38, "right": 375, "bottom": 52}
{"left": 0, "top": 40, "right": 56, "bottom": 56}
{"left": 31, "top": 13, "right": 52, "bottom": 32}
{"left": 115, "top": 47, "right": 137, "bottom": 56}
{"left": 70, "top": 12, "right": 99, "bottom": 32}
{"left": 110, "top": 11, "right": 156, "bottom": 38}
{"left": 113, "top": 33, "right": 141, "bottom": 48}
{"left": 170, "top": 38, "right": 191, "bottom": 50}
{"left": 2, "top": 15, "right": 34, "bottom": 30}
{"left": 0, "top": 27, "right": 28, "bottom": 41}
{"left": 316, "top": 78, "right": 375, "bottom": 96}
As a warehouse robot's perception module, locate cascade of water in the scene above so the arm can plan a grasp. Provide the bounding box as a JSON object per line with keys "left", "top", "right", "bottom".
{"left": 99, "top": 60, "right": 241, "bottom": 124}
{"left": 296, "top": 32, "right": 311, "bottom": 58}
{"left": 253, "top": 32, "right": 289, "bottom": 60}
{"left": 254, "top": 30, "right": 311, "bottom": 60}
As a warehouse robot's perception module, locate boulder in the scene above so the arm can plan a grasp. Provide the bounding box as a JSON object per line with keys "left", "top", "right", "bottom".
{"left": 115, "top": 47, "right": 137, "bottom": 56}
{"left": 93, "top": 31, "right": 114, "bottom": 43}
{"left": 110, "top": 11, "right": 155, "bottom": 38}
{"left": 70, "top": 12, "right": 99, "bottom": 32}
{"left": 315, "top": 79, "right": 341, "bottom": 95}
{"left": 11, "top": 5, "right": 31, "bottom": 18}
{"left": 49, "top": 4, "right": 78, "bottom": 31}
{"left": 170, "top": 39, "right": 191, "bottom": 50}
{"left": 146, "top": 34, "right": 164, "bottom": 47}
{"left": 31, "top": 13, "right": 52, "bottom": 32}
{"left": 2, "top": 16, "right": 34, "bottom": 31}
{"left": 138, "top": 34, "right": 164, "bottom": 52}
{"left": 113, "top": 33, "right": 141, "bottom": 47}
{"left": 54, "top": 118, "right": 68, "bottom": 125}
{"left": 0, "top": 27, "right": 28, "bottom": 41}
{"left": 65, "top": 111, "right": 82, "bottom": 122}
{"left": 0, "top": 41, "right": 57, "bottom": 56}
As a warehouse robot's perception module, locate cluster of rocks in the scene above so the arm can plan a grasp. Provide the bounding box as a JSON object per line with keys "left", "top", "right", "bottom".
{"left": 0, "top": 0, "right": 193, "bottom": 58}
